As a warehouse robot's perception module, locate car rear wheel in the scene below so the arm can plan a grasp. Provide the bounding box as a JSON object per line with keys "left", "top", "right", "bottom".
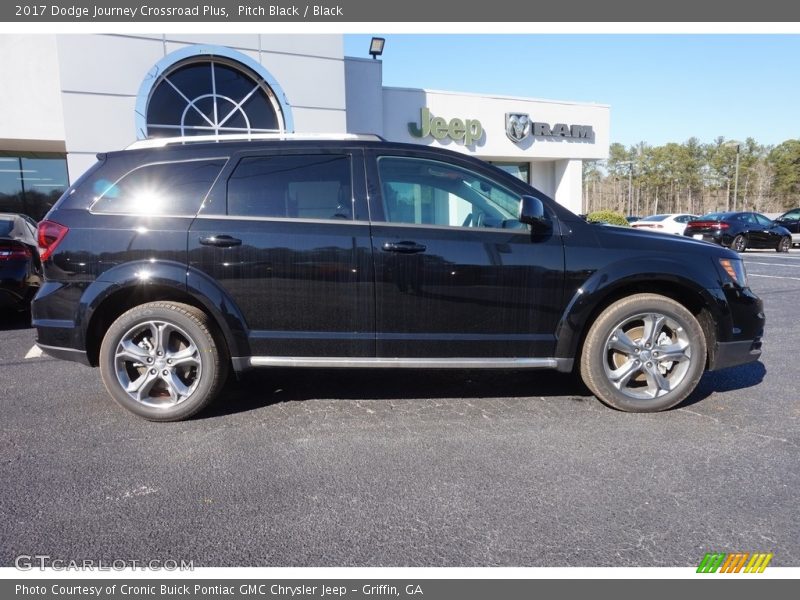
{"left": 580, "top": 294, "right": 707, "bottom": 412}
{"left": 99, "top": 301, "right": 228, "bottom": 421}
{"left": 731, "top": 234, "right": 747, "bottom": 253}
{"left": 777, "top": 236, "right": 791, "bottom": 253}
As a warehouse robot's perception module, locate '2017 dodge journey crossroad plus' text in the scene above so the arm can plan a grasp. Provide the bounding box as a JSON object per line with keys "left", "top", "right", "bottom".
{"left": 33, "top": 134, "right": 764, "bottom": 420}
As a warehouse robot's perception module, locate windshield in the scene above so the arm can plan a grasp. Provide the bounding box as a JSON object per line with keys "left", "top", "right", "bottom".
{"left": 640, "top": 214, "right": 670, "bottom": 222}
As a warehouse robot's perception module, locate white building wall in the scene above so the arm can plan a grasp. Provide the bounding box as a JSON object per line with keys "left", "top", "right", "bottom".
{"left": 554, "top": 159, "right": 584, "bottom": 214}
{"left": 531, "top": 161, "right": 555, "bottom": 198}
{"left": 0, "top": 34, "right": 609, "bottom": 213}
{"left": 53, "top": 34, "right": 347, "bottom": 182}
{"left": 0, "top": 35, "right": 65, "bottom": 152}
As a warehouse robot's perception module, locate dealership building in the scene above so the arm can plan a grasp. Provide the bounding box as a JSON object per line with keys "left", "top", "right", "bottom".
{"left": 0, "top": 34, "right": 609, "bottom": 220}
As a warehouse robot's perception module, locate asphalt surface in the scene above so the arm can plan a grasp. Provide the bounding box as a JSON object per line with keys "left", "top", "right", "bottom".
{"left": 1, "top": 250, "right": 798, "bottom": 567}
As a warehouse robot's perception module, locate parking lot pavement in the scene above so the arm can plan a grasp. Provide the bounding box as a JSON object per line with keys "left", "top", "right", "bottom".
{"left": 1, "top": 251, "right": 798, "bottom": 567}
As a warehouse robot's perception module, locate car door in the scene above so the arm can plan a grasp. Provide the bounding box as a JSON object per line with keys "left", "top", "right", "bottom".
{"left": 751, "top": 213, "right": 777, "bottom": 248}
{"left": 775, "top": 209, "right": 800, "bottom": 238}
{"left": 188, "top": 148, "right": 374, "bottom": 357}
{"left": 735, "top": 212, "right": 762, "bottom": 247}
{"left": 365, "top": 150, "right": 565, "bottom": 359}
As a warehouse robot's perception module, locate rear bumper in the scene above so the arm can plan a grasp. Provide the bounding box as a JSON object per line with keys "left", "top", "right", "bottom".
{"left": 37, "top": 342, "right": 92, "bottom": 367}
{"left": 685, "top": 231, "right": 727, "bottom": 246}
{"left": 0, "top": 281, "right": 36, "bottom": 308}
{"left": 32, "top": 280, "right": 92, "bottom": 361}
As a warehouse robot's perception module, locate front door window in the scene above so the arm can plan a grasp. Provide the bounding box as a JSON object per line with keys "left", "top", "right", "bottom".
{"left": 376, "top": 156, "right": 522, "bottom": 230}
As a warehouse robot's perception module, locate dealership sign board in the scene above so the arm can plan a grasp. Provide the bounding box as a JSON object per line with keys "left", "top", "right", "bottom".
{"left": 506, "top": 113, "right": 594, "bottom": 143}
{"left": 408, "top": 107, "right": 483, "bottom": 146}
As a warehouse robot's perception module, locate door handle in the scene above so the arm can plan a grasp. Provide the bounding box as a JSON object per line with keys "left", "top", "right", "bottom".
{"left": 382, "top": 241, "right": 427, "bottom": 254}
{"left": 199, "top": 234, "right": 242, "bottom": 248}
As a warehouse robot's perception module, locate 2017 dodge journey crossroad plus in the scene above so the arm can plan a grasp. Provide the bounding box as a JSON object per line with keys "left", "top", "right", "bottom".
{"left": 32, "top": 134, "right": 764, "bottom": 420}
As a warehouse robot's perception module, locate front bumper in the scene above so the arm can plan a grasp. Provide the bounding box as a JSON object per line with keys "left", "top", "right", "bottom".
{"left": 707, "top": 285, "right": 765, "bottom": 370}
{"left": 709, "top": 338, "right": 762, "bottom": 371}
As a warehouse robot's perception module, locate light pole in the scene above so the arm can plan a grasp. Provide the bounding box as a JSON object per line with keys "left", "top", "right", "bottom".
{"left": 724, "top": 141, "right": 741, "bottom": 212}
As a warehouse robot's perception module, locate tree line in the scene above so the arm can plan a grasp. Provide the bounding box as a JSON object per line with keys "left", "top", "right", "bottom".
{"left": 583, "top": 138, "right": 800, "bottom": 216}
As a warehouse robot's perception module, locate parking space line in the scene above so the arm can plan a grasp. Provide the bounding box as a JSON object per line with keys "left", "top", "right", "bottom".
{"left": 24, "top": 345, "right": 43, "bottom": 359}
{"left": 748, "top": 273, "right": 800, "bottom": 281}
{"left": 745, "top": 261, "right": 800, "bottom": 268}
{"left": 743, "top": 254, "right": 800, "bottom": 258}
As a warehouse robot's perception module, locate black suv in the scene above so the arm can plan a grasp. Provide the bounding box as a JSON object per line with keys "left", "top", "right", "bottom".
{"left": 33, "top": 135, "right": 764, "bottom": 420}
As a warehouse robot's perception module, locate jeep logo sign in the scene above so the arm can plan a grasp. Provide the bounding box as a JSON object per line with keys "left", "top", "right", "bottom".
{"left": 409, "top": 107, "right": 483, "bottom": 146}
{"left": 506, "top": 113, "right": 594, "bottom": 143}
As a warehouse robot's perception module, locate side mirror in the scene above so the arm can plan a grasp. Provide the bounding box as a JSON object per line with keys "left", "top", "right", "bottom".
{"left": 518, "top": 195, "right": 551, "bottom": 233}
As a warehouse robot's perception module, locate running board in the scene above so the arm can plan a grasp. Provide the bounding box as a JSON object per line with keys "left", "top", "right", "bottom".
{"left": 237, "top": 356, "right": 573, "bottom": 371}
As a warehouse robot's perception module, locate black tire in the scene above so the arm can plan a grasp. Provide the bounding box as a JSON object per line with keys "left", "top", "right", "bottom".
{"left": 731, "top": 234, "right": 747, "bottom": 253}
{"left": 99, "top": 301, "right": 228, "bottom": 421}
{"left": 777, "top": 236, "right": 791, "bottom": 253}
{"left": 580, "top": 294, "right": 707, "bottom": 413}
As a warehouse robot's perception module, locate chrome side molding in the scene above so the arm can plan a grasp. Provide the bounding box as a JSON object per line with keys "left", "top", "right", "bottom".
{"left": 240, "top": 356, "right": 573, "bottom": 371}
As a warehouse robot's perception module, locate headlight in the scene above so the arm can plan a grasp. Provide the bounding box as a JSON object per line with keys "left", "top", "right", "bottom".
{"left": 719, "top": 258, "right": 748, "bottom": 287}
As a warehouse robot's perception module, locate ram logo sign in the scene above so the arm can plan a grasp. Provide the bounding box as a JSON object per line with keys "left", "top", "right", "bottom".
{"left": 696, "top": 552, "right": 773, "bottom": 573}
{"left": 505, "top": 113, "right": 594, "bottom": 144}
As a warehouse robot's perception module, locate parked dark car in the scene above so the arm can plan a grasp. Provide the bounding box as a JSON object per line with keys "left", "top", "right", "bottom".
{"left": 684, "top": 211, "right": 792, "bottom": 253}
{"left": 32, "top": 135, "right": 764, "bottom": 420}
{"left": 0, "top": 212, "right": 42, "bottom": 310}
{"left": 773, "top": 208, "right": 800, "bottom": 247}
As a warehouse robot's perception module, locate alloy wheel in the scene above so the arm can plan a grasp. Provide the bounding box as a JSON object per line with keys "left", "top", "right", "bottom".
{"left": 602, "top": 312, "right": 692, "bottom": 401}
{"left": 114, "top": 320, "right": 202, "bottom": 408}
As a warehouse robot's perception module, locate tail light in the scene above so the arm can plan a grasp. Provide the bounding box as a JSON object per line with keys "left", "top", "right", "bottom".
{"left": 687, "top": 220, "right": 729, "bottom": 230}
{"left": 0, "top": 242, "right": 32, "bottom": 261}
{"left": 37, "top": 220, "right": 69, "bottom": 261}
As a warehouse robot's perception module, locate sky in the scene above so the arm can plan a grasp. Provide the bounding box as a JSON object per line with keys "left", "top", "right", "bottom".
{"left": 344, "top": 34, "right": 799, "bottom": 150}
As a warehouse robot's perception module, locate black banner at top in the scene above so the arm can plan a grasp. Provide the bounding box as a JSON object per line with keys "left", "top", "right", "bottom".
{"left": 2, "top": 0, "right": 800, "bottom": 22}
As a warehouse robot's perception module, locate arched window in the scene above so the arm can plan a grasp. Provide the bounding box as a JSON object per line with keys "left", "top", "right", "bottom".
{"left": 136, "top": 47, "right": 293, "bottom": 139}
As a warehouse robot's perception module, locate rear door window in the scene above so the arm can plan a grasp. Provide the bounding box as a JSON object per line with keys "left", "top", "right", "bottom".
{"left": 226, "top": 154, "right": 352, "bottom": 220}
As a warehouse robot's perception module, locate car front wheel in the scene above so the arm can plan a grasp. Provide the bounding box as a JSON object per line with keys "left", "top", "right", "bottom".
{"left": 99, "top": 301, "right": 227, "bottom": 421}
{"left": 777, "top": 236, "right": 791, "bottom": 253}
{"left": 580, "top": 294, "right": 707, "bottom": 412}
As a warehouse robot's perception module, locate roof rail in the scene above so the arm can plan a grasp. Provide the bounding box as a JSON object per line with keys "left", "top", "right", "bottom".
{"left": 126, "top": 132, "right": 385, "bottom": 150}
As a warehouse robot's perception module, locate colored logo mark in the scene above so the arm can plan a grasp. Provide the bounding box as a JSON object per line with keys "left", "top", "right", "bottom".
{"left": 697, "top": 552, "right": 773, "bottom": 573}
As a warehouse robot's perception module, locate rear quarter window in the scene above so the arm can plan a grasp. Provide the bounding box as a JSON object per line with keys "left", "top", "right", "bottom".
{"left": 91, "top": 159, "right": 226, "bottom": 216}
{"left": 0, "top": 219, "right": 14, "bottom": 236}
